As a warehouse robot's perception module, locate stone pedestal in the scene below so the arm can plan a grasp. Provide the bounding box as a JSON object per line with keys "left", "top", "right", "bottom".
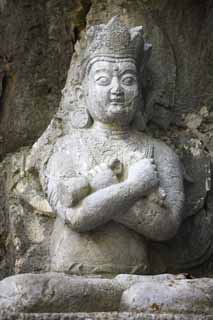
{"left": 0, "top": 273, "right": 213, "bottom": 317}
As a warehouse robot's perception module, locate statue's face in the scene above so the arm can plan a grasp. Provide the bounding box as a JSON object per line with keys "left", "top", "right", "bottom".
{"left": 84, "top": 58, "right": 139, "bottom": 126}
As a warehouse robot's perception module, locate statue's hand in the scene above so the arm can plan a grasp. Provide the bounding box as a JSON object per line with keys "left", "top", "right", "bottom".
{"left": 149, "top": 187, "right": 167, "bottom": 206}
{"left": 57, "top": 177, "right": 90, "bottom": 208}
{"left": 127, "top": 158, "right": 159, "bottom": 194}
{"left": 88, "top": 162, "right": 119, "bottom": 191}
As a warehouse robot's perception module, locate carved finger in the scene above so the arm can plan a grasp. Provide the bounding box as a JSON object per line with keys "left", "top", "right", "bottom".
{"left": 95, "top": 164, "right": 104, "bottom": 172}
{"left": 95, "top": 164, "right": 106, "bottom": 173}
{"left": 89, "top": 168, "right": 97, "bottom": 177}
{"left": 105, "top": 156, "right": 113, "bottom": 167}
{"left": 100, "top": 163, "right": 108, "bottom": 171}
{"left": 129, "top": 152, "right": 140, "bottom": 166}
{"left": 93, "top": 166, "right": 99, "bottom": 174}
{"left": 135, "top": 151, "right": 144, "bottom": 160}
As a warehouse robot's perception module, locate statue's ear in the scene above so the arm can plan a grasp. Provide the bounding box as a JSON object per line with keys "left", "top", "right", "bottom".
{"left": 70, "top": 85, "right": 93, "bottom": 129}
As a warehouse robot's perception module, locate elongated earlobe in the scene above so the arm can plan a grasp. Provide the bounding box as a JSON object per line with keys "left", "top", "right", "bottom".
{"left": 70, "top": 108, "right": 93, "bottom": 129}
{"left": 70, "top": 86, "right": 93, "bottom": 129}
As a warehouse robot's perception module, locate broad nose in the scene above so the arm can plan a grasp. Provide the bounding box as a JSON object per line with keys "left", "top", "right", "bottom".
{"left": 110, "top": 77, "right": 123, "bottom": 95}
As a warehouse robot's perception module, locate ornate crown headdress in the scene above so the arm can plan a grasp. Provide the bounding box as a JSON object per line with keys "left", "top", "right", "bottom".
{"left": 81, "top": 16, "right": 152, "bottom": 76}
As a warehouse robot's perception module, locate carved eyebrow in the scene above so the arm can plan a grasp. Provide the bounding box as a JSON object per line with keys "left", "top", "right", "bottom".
{"left": 119, "top": 69, "right": 137, "bottom": 76}
{"left": 93, "top": 68, "right": 111, "bottom": 74}
{"left": 93, "top": 67, "right": 137, "bottom": 76}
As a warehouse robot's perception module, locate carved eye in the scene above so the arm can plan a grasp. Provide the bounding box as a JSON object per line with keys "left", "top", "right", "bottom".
{"left": 95, "top": 76, "right": 111, "bottom": 86}
{"left": 122, "top": 76, "right": 136, "bottom": 86}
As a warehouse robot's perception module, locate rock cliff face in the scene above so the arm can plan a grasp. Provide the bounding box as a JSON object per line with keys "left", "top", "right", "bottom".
{"left": 0, "top": 0, "right": 212, "bottom": 280}
{"left": 0, "top": 0, "right": 90, "bottom": 157}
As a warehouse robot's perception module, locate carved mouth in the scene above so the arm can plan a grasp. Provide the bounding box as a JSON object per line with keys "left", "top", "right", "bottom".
{"left": 108, "top": 104, "right": 127, "bottom": 114}
{"left": 110, "top": 99, "right": 125, "bottom": 105}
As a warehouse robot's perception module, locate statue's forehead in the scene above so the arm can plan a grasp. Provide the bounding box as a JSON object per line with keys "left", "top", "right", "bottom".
{"left": 89, "top": 58, "right": 137, "bottom": 73}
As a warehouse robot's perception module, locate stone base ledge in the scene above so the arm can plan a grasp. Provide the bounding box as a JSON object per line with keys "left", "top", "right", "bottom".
{"left": 1, "top": 274, "right": 213, "bottom": 315}
{"left": 0, "top": 312, "right": 213, "bottom": 320}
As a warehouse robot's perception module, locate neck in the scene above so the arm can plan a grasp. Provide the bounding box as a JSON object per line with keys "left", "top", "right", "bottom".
{"left": 93, "top": 121, "right": 130, "bottom": 140}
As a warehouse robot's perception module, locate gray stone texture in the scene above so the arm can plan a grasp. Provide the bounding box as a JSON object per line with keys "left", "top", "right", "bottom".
{"left": 16, "top": 17, "right": 185, "bottom": 278}
{"left": 0, "top": 273, "right": 213, "bottom": 315}
{"left": 120, "top": 277, "right": 213, "bottom": 314}
{"left": 0, "top": 0, "right": 213, "bottom": 317}
{"left": 87, "top": 0, "right": 213, "bottom": 124}
{"left": 84, "top": 0, "right": 213, "bottom": 276}
{"left": 0, "top": 0, "right": 212, "bottom": 280}
{"left": 0, "top": 0, "right": 90, "bottom": 157}
{"left": 0, "top": 313, "right": 212, "bottom": 320}
{"left": 0, "top": 148, "right": 55, "bottom": 280}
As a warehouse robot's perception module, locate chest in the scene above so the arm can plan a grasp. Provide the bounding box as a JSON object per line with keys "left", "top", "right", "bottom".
{"left": 71, "top": 133, "right": 153, "bottom": 176}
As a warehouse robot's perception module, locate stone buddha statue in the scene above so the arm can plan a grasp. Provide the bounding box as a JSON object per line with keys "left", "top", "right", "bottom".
{"left": 39, "top": 16, "right": 184, "bottom": 276}
{"left": 4, "top": 17, "right": 213, "bottom": 316}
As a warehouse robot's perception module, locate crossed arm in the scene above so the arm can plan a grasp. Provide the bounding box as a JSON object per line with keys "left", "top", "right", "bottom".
{"left": 113, "top": 142, "right": 184, "bottom": 241}
{"left": 46, "top": 142, "right": 184, "bottom": 240}
{"left": 47, "top": 157, "right": 157, "bottom": 232}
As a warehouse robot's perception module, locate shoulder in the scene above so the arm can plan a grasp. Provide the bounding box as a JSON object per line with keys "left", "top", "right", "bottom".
{"left": 150, "top": 138, "right": 184, "bottom": 187}
{"left": 132, "top": 131, "right": 181, "bottom": 165}
{"left": 54, "top": 131, "right": 79, "bottom": 150}
{"left": 46, "top": 129, "right": 90, "bottom": 178}
{"left": 152, "top": 139, "right": 180, "bottom": 164}
{"left": 46, "top": 132, "right": 79, "bottom": 177}
{"left": 134, "top": 131, "right": 179, "bottom": 162}
{"left": 139, "top": 135, "right": 183, "bottom": 176}
{"left": 52, "top": 129, "right": 90, "bottom": 155}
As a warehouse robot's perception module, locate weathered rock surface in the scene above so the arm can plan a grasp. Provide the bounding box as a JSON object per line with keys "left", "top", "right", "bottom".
{"left": 0, "top": 149, "right": 54, "bottom": 280}
{"left": 0, "top": 273, "right": 213, "bottom": 316}
{"left": 121, "top": 278, "right": 213, "bottom": 314}
{"left": 0, "top": 0, "right": 90, "bottom": 157}
{"left": 0, "top": 313, "right": 212, "bottom": 320}
{"left": 0, "top": 273, "right": 122, "bottom": 313}
{"left": 0, "top": 0, "right": 213, "bottom": 280}
{"left": 0, "top": 2, "right": 213, "bottom": 318}
{"left": 0, "top": 0, "right": 212, "bottom": 158}
{"left": 84, "top": 0, "right": 213, "bottom": 276}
